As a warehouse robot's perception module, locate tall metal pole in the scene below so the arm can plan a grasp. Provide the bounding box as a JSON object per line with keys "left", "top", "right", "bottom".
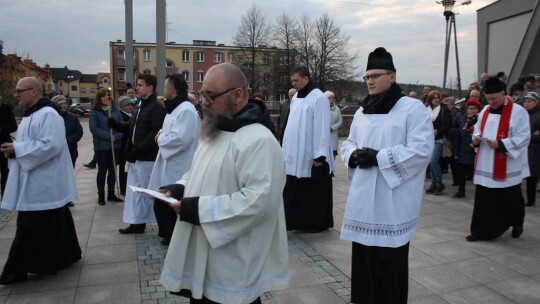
{"left": 452, "top": 14, "right": 463, "bottom": 98}
{"left": 125, "top": 0, "right": 134, "bottom": 89}
{"left": 156, "top": 0, "right": 166, "bottom": 96}
{"left": 442, "top": 14, "right": 452, "bottom": 91}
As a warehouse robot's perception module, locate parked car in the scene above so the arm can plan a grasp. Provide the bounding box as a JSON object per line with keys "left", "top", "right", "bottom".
{"left": 69, "top": 104, "right": 90, "bottom": 117}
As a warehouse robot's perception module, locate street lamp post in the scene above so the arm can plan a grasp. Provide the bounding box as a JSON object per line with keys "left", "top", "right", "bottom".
{"left": 438, "top": 0, "right": 471, "bottom": 98}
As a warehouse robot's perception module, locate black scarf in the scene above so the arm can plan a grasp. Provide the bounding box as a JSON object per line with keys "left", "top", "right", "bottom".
{"left": 296, "top": 81, "right": 316, "bottom": 98}
{"left": 23, "top": 98, "right": 55, "bottom": 117}
{"left": 217, "top": 99, "right": 276, "bottom": 136}
{"left": 164, "top": 92, "right": 189, "bottom": 114}
{"left": 362, "top": 83, "right": 404, "bottom": 114}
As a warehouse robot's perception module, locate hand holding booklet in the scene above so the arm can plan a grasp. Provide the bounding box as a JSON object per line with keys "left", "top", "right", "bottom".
{"left": 129, "top": 186, "right": 180, "bottom": 205}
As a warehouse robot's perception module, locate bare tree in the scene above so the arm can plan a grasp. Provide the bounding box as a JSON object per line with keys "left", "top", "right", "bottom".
{"left": 294, "top": 15, "right": 316, "bottom": 75}
{"left": 273, "top": 12, "right": 298, "bottom": 78}
{"left": 232, "top": 4, "right": 272, "bottom": 95}
{"left": 313, "top": 13, "right": 359, "bottom": 90}
{"left": 293, "top": 13, "right": 359, "bottom": 91}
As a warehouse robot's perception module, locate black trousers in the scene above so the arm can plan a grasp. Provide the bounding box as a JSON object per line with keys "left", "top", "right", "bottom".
{"left": 526, "top": 177, "right": 538, "bottom": 204}
{"left": 351, "top": 242, "right": 409, "bottom": 304}
{"left": 455, "top": 163, "right": 474, "bottom": 193}
{"left": 470, "top": 184, "right": 525, "bottom": 240}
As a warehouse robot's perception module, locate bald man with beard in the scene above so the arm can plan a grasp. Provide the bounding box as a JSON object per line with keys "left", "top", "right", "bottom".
{"left": 158, "top": 63, "right": 290, "bottom": 304}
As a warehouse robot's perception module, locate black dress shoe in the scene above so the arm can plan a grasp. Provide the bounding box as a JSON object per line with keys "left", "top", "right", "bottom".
{"left": 452, "top": 191, "right": 465, "bottom": 198}
{"left": 67, "top": 202, "right": 75, "bottom": 207}
{"left": 118, "top": 225, "right": 145, "bottom": 234}
{"left": 0, "top": 272, "right": 27, "bottom": 285}
{"left": 83, "top": 162, "right": 96, "bottom": 169}
{"left": 512, "top": 226, "right": 523, "bottom": 238}
{"left": 466, "top": 235, "right": 479, "bottom": 242}
{"left": 107, "top": 193, "right": 123, "bottom": 202}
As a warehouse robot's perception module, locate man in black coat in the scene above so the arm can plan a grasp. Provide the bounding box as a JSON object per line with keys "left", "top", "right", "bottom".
{"left": 0, "top": 103, "right": 17, "bottom": 197}
{"left": 109, "top": 73, "right": 166, "bottom": 234}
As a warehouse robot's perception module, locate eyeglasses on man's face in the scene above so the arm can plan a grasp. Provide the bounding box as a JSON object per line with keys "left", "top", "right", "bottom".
{"left": 14, "top": 88, "right": 33, "bottom": 95}
{"left": 199, "top": 87, "right": 237, "bottom": 104}
{"left": 363, "top": 73, "right": 392, "bottom": 82}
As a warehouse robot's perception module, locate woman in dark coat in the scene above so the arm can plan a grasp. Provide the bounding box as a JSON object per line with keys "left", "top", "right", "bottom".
{"left": 523, "top": 92, "right": 540, "bottom": 206}
{"left": 425, "top": 91, "right": 452, "bottom": 195}
{"left": 452, "top": 99, "right": 482, "bottom": 198}
{"left": 89, "top": 88, "right": 124, "bottom": 205}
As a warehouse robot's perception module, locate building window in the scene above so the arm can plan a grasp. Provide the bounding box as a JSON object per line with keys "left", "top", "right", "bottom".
{"left": 196, "top": 52, "right": 204, "bottom": 62}
{"left": 263, "top": 54, "right": 269, "bottom": 64}
{"left": 197, "top": 72, "right": 204, "bottom": 82}
{"left": 166, "top": 59, "right": 174, "bottom": 68}
{"left": 182, "top": 50, "right": 190, "bottom": 62}
{"left": 103, "top": 78, "right": 109, "bottom": 84}
{"left": 182, "top": 71, "right": 190, "bottom": 82}
{"left": 143, "top": 49, "right": 151, "bottom": 61}
{"left": 214, "top": 53, "right": 222, "bottom": 63}
{"left": 279, "top": 93, "right": 286, "bottom": 101}
{"left": 228, "top": 53, "right": 235, "bottom": 63}
{"left": 279, "top": 56, "right": 287, "bottom": 66}
{"left": 80, "top": 87, "right": 86, "bottom": 93}
{"left": 71, "top": 85, "right": 77, "bottom": 91}
{"left": 90, "top": 88, "right": 96, "bottom": 93}
{"left": 119, "top": 70, "right": 125, "bottom": 81}
{"left": 118, "top": 49, "right": 125, "bottom": 60}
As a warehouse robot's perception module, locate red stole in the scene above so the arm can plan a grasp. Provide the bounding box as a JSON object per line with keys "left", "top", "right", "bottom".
{"left": 479, "top": 97, "right": 513, "bottom": 181}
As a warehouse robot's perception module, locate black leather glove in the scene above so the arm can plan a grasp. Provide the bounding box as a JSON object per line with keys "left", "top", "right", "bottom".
{"left": 350, "top": 147, "right": 379, "bottom": 168}
{"left": 348, "top": 149, "right": 362, "bottom": 168}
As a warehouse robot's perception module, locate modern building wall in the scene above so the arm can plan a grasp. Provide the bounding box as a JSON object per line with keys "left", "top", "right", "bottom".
{"left": 477, "top": 0, "right": 540, "bottom": 86}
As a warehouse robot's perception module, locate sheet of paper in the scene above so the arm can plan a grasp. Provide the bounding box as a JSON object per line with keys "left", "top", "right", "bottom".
{"left": 129, "top": 186, "right": 180, "bottom": 205}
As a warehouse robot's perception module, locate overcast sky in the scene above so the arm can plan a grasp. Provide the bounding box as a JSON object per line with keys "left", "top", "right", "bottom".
{"left": 1, "top": 0, "right": 497, "bottom": 86}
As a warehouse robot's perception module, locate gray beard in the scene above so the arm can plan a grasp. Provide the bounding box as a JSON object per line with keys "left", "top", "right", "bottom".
{"left": 200, "top": 97, "right": 236, "bottom": 143}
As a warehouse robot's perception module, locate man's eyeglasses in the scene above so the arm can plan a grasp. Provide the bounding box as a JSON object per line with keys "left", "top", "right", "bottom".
{"left": 199, "top": 87, "right": 237, "bottom": 104}
{"left": 363, "top": 73, "right": 392, "bottom": 82}
{"left": 14, "top": 88, "right": 33, "bottom": 94}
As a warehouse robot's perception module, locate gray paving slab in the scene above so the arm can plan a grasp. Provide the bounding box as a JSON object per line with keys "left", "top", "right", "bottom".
{"left": 79, "top": 261, "right": 139, "bottom": 287}
{"left": 441, "top": 286, "right": 516, "bottom": 304}
{"left": 74, "top": 282, "right": 141, "bottom": 304}
{"left": 271, "top": 284, "right": 344, "bottom": 304}
{"left": 4, "top": 288, "right": 76, "bottom": 304}
{"left": 487, "top": 276, "right": 540, "bottom": 304}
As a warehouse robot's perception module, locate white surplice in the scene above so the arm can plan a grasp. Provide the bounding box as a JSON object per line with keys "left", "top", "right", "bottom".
{"left": 473, "top": 100, "right": 530, "bottom": 188}
{"left": 340, "top": 97, "right": 434, "bottom": 247}
{"left": 123, "top": 160, "right": 155, "bottom": 224}
{"left": 160, "top": 124, "right": 290, "bottom": 304}
{"left": 148, "top": 102, "right": 199, "bottom": 191}
{"left": 282, "top": 88, "right": 335, "bottom": 177}
{"left": 1, "top": 107, "right": 79, "bottom": 211}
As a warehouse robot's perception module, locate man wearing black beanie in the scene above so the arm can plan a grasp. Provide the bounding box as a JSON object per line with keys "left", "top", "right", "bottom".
{"left": 466, "top": 77, "right": 530, "bottom": 242}
{"left": 341, "top": 47, "right": 434, "bottom": 303}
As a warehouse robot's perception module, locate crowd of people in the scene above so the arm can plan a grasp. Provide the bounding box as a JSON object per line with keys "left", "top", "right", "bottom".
{"left": 0, "top": 51, "right": 538, "bottom": 303}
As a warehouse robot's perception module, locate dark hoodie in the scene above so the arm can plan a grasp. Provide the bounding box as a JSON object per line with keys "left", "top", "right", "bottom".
{"left": 217, "top": 99, "right": 276, "bottom": 137}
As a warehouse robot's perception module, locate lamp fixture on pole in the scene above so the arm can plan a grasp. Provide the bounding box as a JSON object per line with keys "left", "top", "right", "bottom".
{"left": 436, "top": 0, "right": 471, "bottom": 98}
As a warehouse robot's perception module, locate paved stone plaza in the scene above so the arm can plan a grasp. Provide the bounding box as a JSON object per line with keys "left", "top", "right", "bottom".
{"left": 1, "top": 119, "right": 540, "bottom": 304}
